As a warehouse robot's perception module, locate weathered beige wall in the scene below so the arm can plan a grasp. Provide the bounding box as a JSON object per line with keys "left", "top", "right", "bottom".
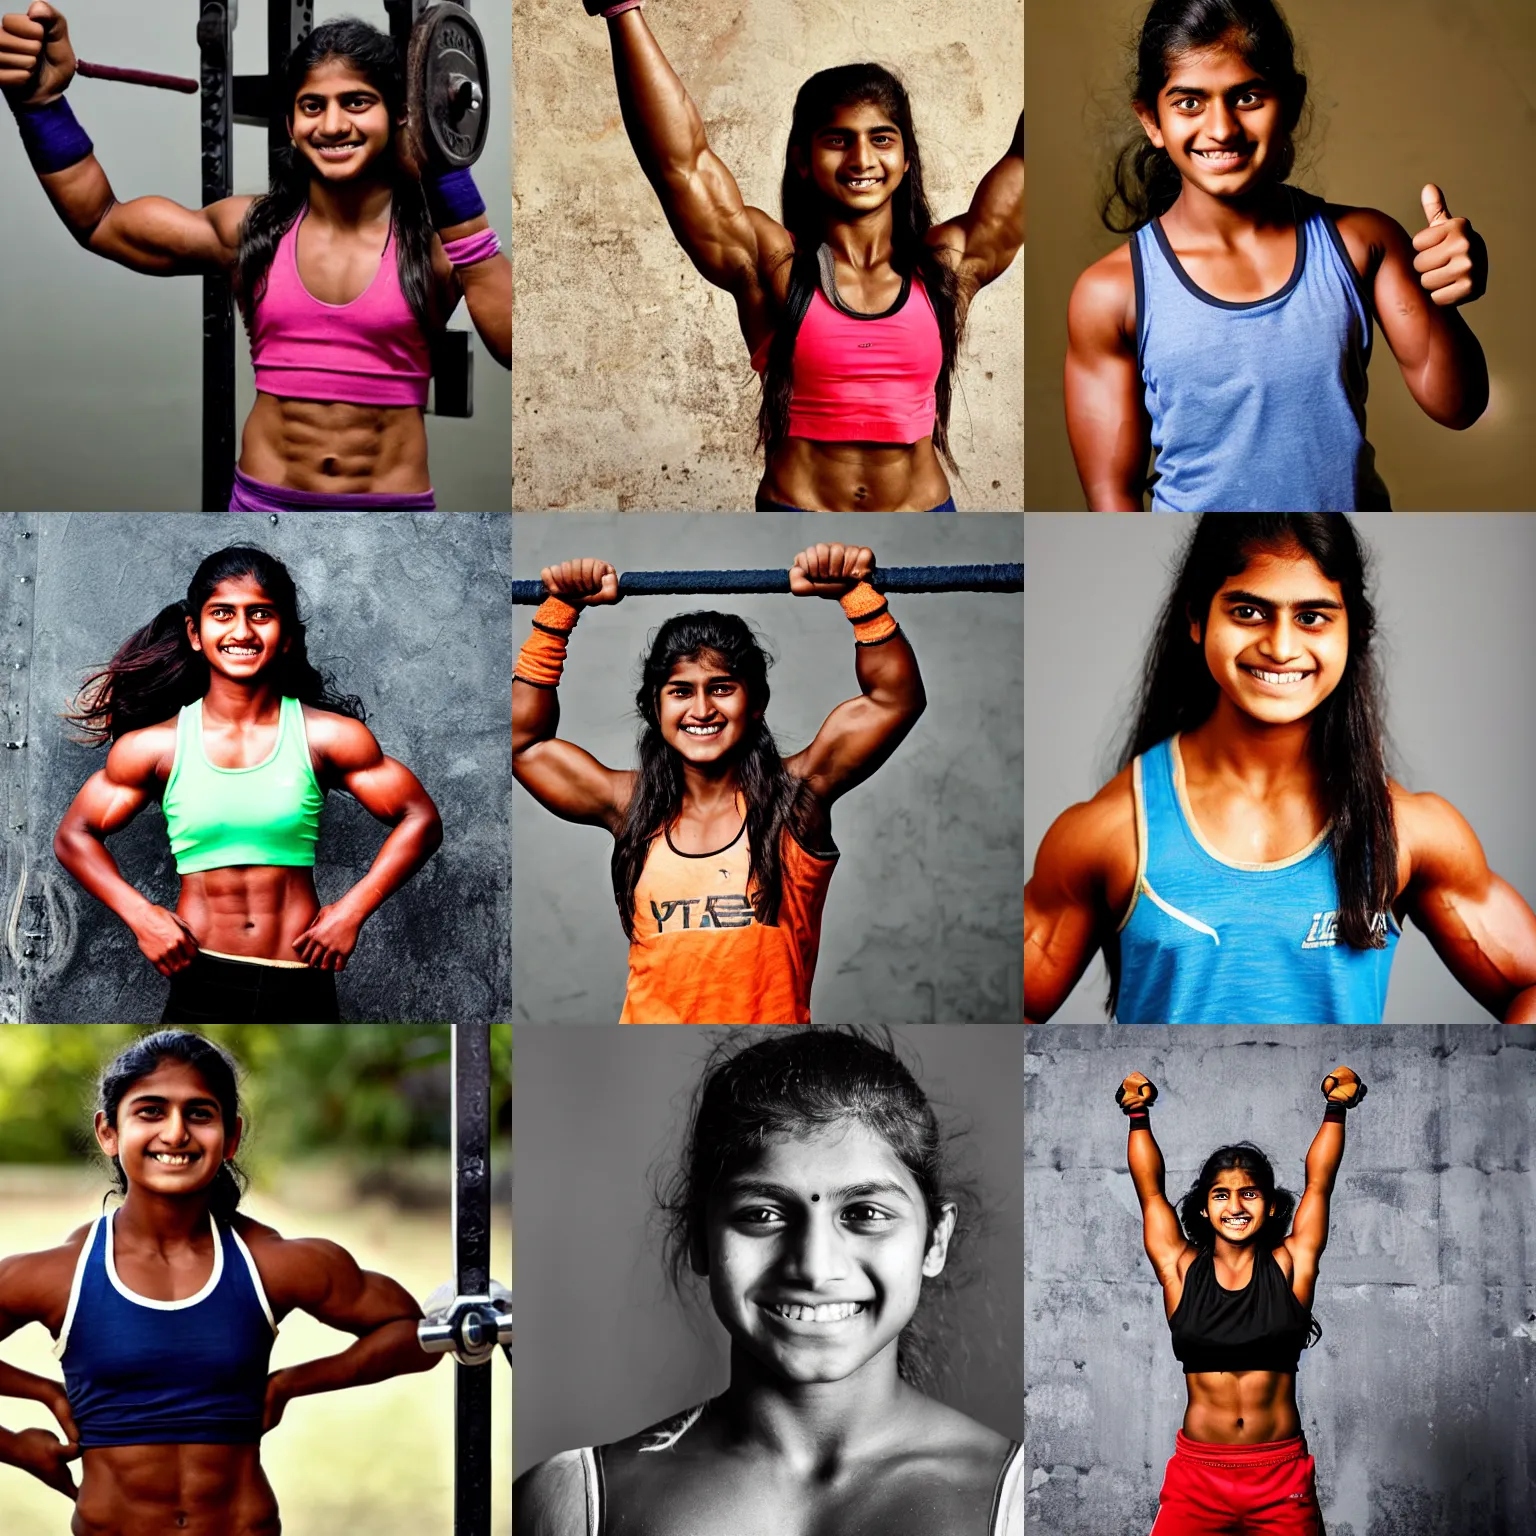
{"left": 1026, "top": 0, "right": 1536, "bottom": 510}
{"left": 512, "top": 0, "right": 1023, "bottom": 510}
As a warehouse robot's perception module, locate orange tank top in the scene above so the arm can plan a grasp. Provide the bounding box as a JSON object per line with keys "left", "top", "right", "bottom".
{"left": 619, "top": 813, "right": 838, "bottom": 1025}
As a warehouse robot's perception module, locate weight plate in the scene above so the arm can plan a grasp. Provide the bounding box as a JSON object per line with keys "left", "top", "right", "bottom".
{"left": 410, "top": 2, "right": 490, "bottom": 171}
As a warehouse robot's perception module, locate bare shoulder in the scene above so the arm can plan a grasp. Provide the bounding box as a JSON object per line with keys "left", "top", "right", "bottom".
{"left": 105, "top": 719, "right": 177, "bottom": 783}
{"left": 1034, "top": 764, "right": 1138, "bottom": 907}
{"left": 1068, "top": 242, "right": 1137, "bottom": 342}
{"left": 1389, "top": 778, "right": 1484, "bottom": 890}
{"left": 1327, "top": 203, "right": 1409, "bottom": 277}
{"left": 903, "top": 1390, "right": 1013, "bottom": 1465}
{"left": 513, "top": 1449, "right": 592, "bottom": 1536}
{"left": 300, "top": 706, "right": 381, "bottom": 767}
{"left": 209, "top": 195, "right": 258, "bottom": 247}
{"left": 0, "top": 1221, "right": 95, "bottom": 1327}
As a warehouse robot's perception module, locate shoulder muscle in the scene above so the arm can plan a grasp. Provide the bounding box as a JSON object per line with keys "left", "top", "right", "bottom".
{"left": 514, "top": 1451, "right": 592, "bottom": 1536}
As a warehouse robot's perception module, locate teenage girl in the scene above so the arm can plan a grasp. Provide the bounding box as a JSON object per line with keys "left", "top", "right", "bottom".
{"left": 512, "top": 543, "right": 924, "bottom": 1023}
{"left": 54, "top": 546, "right": 443, "bottom": 1024}
{"left": 1065, "top": 0, "right": 1488, "bottom": 511}
{"left": 0, "top": 5, "right": 511, "bottom": 510}
{"left": 1024, "top": 514, "right": 1536, "bottom": 1023}
{"left": 586, "top": 1, "right": 1023, "bottom": 512}
{"left": 514, "top": 1026, "right": 1023, "bottom": 1535}
{"left": 0, "top": 1030, "right": 441, "bottom": 1533}
{"left": 1118, "top": 1065, "right": 1365, "bottom": 1535}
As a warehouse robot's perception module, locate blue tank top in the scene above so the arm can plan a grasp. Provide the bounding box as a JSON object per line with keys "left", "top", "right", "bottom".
{"left": 56, "top": 1211, "right": 277, "bottom": 1446}
{"left": 1115, "top": 736, "right": 1398, "bottom": 1023}
{"left": 1132, "top": 189, "right": 1392, "bottom": 512}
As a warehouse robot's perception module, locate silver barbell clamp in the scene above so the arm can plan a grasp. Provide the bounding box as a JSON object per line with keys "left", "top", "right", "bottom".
{"left": 418, "top": 1279, "right": 512, "bottom": 1367}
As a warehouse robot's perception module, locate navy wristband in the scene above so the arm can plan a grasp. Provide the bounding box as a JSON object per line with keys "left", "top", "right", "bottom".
{"left": 423, "top": 167, "right": 485, "bottom": 230}
{"left": 11, "top": 95, "right": 93, "bottom": 175}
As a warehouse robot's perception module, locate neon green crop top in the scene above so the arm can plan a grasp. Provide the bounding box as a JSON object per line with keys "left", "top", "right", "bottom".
{"left": 163, "top": 696, "right": 324, "bottom": 875}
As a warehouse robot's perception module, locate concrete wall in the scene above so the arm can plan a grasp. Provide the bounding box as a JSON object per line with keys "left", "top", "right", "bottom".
{"left": 513, "top": 1024, "right": 1024, "bottom": 1474}
{"left": 1025, "top": 0, "right": 1536, "bottom": 510}
{"left": 1023, "top": 513, "right": 1536, "bottom": 1024}
{"left": 0, "top": 0, "right": 512, "bottom": 511}
{"left": 511, "top": 0, "right": 1023, "bottom": 511}
{"left": 2, "top": 511, "right": 511, "bottom": 1023}
{"left": 1024, "top": 1025, "right": 1536, "bottom": 1536}
{"left": 511, "top": 511, "right": 1023, "bottom": 1023}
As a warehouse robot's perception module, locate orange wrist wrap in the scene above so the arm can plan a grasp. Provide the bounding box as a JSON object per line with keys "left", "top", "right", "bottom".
{"left": 515, "top": 598, "right": 581, "bottom": 688}
{"left": 839, "top": 580, "right": 897, "bottom": 645}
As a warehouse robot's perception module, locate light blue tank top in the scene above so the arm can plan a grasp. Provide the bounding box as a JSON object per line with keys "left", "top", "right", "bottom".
{"left": 1132, "top": 189, "right": 1392, "bottom": 512}
{"left": 1115, "top": 736, "right": 1398, "bottom": 1024}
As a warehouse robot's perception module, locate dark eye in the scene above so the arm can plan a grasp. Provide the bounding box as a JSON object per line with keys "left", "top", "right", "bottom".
{"left": 843, "top": 1204, "right": 894, "bottom": 1227}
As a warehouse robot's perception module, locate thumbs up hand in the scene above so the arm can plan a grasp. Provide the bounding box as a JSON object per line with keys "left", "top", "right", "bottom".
{"left": 1411, "top": 184, "right": 1487, "bottom": 308}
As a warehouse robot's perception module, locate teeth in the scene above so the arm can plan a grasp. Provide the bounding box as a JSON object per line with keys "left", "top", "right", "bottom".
{"left": 150, "top": 1153, "right": 194, "bottom": 1165}
{"left": 772, "top": 1301, "right": 867, "bottom": 1322}
{"left": 1245, "top": 667, "right": 1309, "bottom": 685}
{"left": 682, "top": 724, "right": 723, "bottom": 735}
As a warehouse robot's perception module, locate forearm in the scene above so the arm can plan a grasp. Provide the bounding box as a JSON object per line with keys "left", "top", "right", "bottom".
{"left": 1127, "top": 1122, "right": 1167, "bottom": 1203}
{"left": 0, "top": 1359, "right": 60, "bottom": 1406}
{"left": 278, "top": 1318, "right": 436, "bottom": 1403}
{"left": 53, "top": 828, "right": 154, "bottom": 931}
{"left": 334, "top": 810, "right": 442, "bottom": 926}
{"left": 456, "top": 250, "right": 512, "bottom": 368}
{"left": 1302, "top": 1116, "right": 1345, "bottom": 1191}
{"left": 851, "top": 624, "right": 924, "bottom": 717}
{"left": 607, "top": 10, "right": 708, "bottom": 182}
{"left": 1412, "top": 310, "right": 1488, "bottom": 429}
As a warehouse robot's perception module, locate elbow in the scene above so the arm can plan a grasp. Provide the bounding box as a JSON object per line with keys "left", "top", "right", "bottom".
{"left": 421, "top": 808, "right": 445, "bottom": 857}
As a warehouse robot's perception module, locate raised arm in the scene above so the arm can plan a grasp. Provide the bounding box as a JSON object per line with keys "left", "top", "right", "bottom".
{"left": 1064, "top": 249, "right": 1149, "bottom": 511}
{"left": 420, "top": 163, "right": 512, "bottom": 368}
{"left": 291, "top": 714, "right": 445, "bottom": 971}
{"left": 255, "top": 1229, "right": 439, "bottom": 1434}
{"left": 1398, "top": 788, "right": 1536, "bottom": 1023}
{"left": 782, "top": 545, "right": 925, "bottom": 805}
{"left": 1283, "top": 1067, "right": 1365, "bottom": 1309}
{"left": 0, "top": 1246, "right": 82, "bottom": 1502}
{"left": 2, "top": 4, "right": 244, "bottom": 275}
{"left": 930, "top": 110, "right": 1023, "bottom": 290}
{"left": 1118, "top": 1074, "right": 1192, "bottom": 1289}
{"left": 53, "top": 729, "right": 200, "bottom": 976}
{"left": 596, "top": 4, "right": 785, "bottom": 296}
{"left": 1339, "top": 196, "right": 1488, "bottom": 430}
{"left": 512, "top": 559, "right": 634, "bottom": 831}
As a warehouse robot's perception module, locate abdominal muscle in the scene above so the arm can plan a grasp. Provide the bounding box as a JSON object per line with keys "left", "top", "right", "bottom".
{"left": 239, "top": 394, "right": 430, "bottom": 494}
{"left": 759, "top": 438, "right": 950, "bottom": 512}
{"left": 73, "top": 1445, "right": 279, "bottom": 1536}
{"left": 1183, "top": 1370, "right": 1300, "bottom": 1445}
{"left": 177, "top": 868, "right": 322, "bottom": 964}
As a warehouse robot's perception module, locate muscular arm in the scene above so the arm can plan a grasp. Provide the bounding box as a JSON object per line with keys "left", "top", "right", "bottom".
{"left": 434, "top": 217, "right": 512, "bottom": 369}
{"left": 1064, "top": 252, "right": 1150, "bottom": 510}
{"left": 1123, "top": 1096, "right": 1192, "bottom": 1288}
{"left": 1400, "top": 790, "right": 1536, "bottom": 1023}
{"left": 1340, "top": 206, "right": 1488, "bottom": 431}
{"left": 0, "top": 1247, "right": 82, "bottom": 1499}
{"left": 1283, "top": 1113, "right": 1344, "bottom": 1311}
{"left": 929, "top": 110, "right": 1023, "bottom": 289}
{"left": 602, "top": 7, "right": 784, "bottom": 297}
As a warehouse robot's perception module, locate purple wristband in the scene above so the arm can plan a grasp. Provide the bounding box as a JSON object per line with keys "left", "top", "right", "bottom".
{"left": 10, "top": 95, "right": 93, "bottom": 175}
{"left": 441, "top": 227, "right": 501, "bottom": 267}
{"left": 588, "top": 0, "right": 644, "bottom": 17}
{"left": 422, "top": 167, "right": 486, "bottom": 230}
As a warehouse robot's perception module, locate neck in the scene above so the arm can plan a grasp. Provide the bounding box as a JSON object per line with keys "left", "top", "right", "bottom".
{"left": 1162, "top": 178, "right": 1291, "bottom": 243}
{"left": 822, "top": 204, "right": 897, "bottom": 270}
{"left": 306, "top": 171, "right": 395, "bottom": 229}
{"left": 1182, "top": 700, "right": 1319, "bottom": 799}
{"left": 201, "top": 673, "right": 285, "bottom": 723}
{"left": 1211, "top": 1234, "right": 1261, "bottom": 1269}
{"left": 718, "top": 1341, "right": 911, "bottom": 1471}
{"left": 114, "top": 1186, "right": 217, "bottom": 1249}
{"left": 678, "top": 760, "right": 744, "bottom": 814}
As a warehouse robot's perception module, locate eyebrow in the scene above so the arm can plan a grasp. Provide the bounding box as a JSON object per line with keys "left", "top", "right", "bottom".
{"left": 816, "top": 122, "right": 900, "bottom": 135}
{"left": 124, "top": 1093, "right": 221, "bottom": 1110}
{"left": 669, "top": 675, "right": 737, "bottom": 686}
{"left": 719, "top": 1178, "right": 915, "bottom": 1205}
{"left": 1219, "top": 590, "right": 1343, "bottom": 611}
{"left": 1164, "top": 79, "right": 1266, "bottom": 99}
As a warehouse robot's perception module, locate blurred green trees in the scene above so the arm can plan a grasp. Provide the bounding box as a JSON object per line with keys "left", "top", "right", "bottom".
{"left": 0, "top": 1026, "right": 511, "bottom": 1166}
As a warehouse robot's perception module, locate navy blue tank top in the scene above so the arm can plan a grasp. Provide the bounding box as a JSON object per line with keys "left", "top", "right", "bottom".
{"left": 1116, "top": 736, "right": 1399, "bottom": 1024}
{"left": 56, "top": 1211, "right": 277, "bottom": 1446}
{"left": 1132, "top": 188, "right": 1392, "bottom": 512}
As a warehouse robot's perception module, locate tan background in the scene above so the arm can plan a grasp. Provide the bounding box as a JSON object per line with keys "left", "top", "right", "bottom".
{"left": 512, "top": 0, "right": 1023, "bottom": 511}
{"left": 1025, "top": 0, "right": 1536, "bottom": 510}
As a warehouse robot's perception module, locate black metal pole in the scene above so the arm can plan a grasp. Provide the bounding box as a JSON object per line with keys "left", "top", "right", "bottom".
{"left": 453, "top": 1021, "right": 492, "bottom": 1536}
{"left": 196, "top": 0, "right": 235, "bottom": 510}
{"left": 269, "top": 1, "right": 312, "bottom": 178}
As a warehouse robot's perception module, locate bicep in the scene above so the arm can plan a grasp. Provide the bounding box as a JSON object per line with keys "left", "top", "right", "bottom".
{"left": 1064, "top": 276, "right": 1148, "bottom": 509}
{"left": 1142, "top": 1206, "right": 1192, "bottom": 1279}
{"left": 61, "top": 757, "right": 154, "bottom": 839}
{"left": 88, "top": 194, "right": 234, "bottom": 276}
{"left": 1368, "top": 216, "right": 1440, "bottom": 376}
{"left": 282, "top": 1240, "right": 419, "bottom": 1334}
{"left": 339, "top": 752, "right": 439, "bottom": 830}
{"left": 932, "top": 150, "right": 1025, "bottom": 289}
{"left": 513, "top": 734, "right": 630, "bottom": 831}
{"left": 1024, "top": 809, "right": 1108, "bottom": 1023}
{"left": 650, "top": 152, "right": 771, "bottom": 293}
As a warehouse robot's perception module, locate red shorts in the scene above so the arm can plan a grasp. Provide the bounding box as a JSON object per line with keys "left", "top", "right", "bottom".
{"left": 1149, "top": 1432, "right": 1323, "bottom": 1536}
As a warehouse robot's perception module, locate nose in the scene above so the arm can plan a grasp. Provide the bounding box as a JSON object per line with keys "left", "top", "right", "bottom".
{"left": 160, "top": 1111, "right": 191, "bottom": 1146}
{"left": 1260, "top": 614, "right": 1303, "bottom": 662}
{"left": 783, "top": 1211, "right": 850, "bottom": 1287}
{"left": 1206, "top": 98, "right": 1239, "bottom": 141}
{"left": 321, "top": 99, "right": 347, "bottom": 136}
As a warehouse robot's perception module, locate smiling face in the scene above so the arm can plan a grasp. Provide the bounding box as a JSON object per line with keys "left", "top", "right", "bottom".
{"left": 95, "top": 1060, "right": 241, "bottom": 1199}
{"left": 1191, "top": 547, "right": 1349, "bottom": 727}
{"left": 287, "top": 58, "right": 396, "bottom": 182}
{"left": 657, "top": 653, "right": 759, "bottom": 766}
{"left": 700, "top": 1121, "right": 954, "bottom": 1387}
{"left": 1135, "top": 38, "right": 1290, "bottom": 202}
{"left": 800, "top": 101, "right": 909, "bottom": 216}
{"left": 1203, "top": 1167, "right": 1274, "bottom": 1245}
{"left": 187, "top": 575, "right": 289, "bottom": 684}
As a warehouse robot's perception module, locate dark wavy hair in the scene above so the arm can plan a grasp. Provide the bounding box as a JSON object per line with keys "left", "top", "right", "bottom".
{"left": 1177, "top": 1141, "right": 1321, "bottom": 1345}
{"left": 236, "top": 18, "right": 435, "bottom": 332}
{"left": 67, "top": 546, "right": 366, "bottom": 744}
{"left": 1105, "top": 513, "right": 1394, "bottom": 1018}
{"left": 611, "top": 613, "right": 813, "bottom": 941}
{"left": 1102, "top": 0, "right": 1310, "bottom": 232}
{"left": 758, "top": 64, "right": 963, "bottom": 468}
{"left": 656, "top": 1027, "right": 978, "bottom": 1393}
{"left": 98, "top": 1031, "right": 249, "bottom": 1227}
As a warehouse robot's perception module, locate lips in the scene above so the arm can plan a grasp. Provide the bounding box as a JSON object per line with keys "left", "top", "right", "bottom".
{"left": 148, "top": 1152, "right": 199, "bottom": 1167}
{"left": 1240, "top": 664, "right": 1313, "bottom": 686}
{"left": 842, "top": 176, "right": 884, "bottom": 190}
{"left": 680, "top": 723, "right": 724, "bottom": 736}
{"left": 765, "top": 1300, "right": 869, "bottom": 1323}
{"left": 1193, "top": 147, "right": 1251, "bottom": 165}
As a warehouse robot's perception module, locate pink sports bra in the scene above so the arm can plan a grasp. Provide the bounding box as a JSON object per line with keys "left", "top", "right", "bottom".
{"left": 752, "top": 270, "right": 942, "bottom": 444}
{"left": 249, "top": 210, "right": 432, "bottom": 409}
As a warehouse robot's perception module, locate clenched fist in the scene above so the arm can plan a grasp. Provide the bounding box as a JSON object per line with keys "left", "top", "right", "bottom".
{"left": 540, "top": 558, "right": 620, "bottom": 608}
{"left": 0, "top": 3, "right": 76, "bottom": 106}
{"left": 1116, "top": 1072, "right": 1157, "bottom": 1114}
{"left": 1321, "top": 1065, "right": 1366, "bottom": 1108}
{"left": 789, "top": 543, "right": 875, "bottom": 598}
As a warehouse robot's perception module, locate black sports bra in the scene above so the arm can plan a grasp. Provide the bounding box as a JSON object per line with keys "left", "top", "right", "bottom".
{"left": 1169, "top": 1249, "right": 1314, "bottom": 1375}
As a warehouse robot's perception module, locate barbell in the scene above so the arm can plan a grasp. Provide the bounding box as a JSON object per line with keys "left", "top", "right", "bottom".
{"left": 510, "top": 563, "right": 1025, "bottom": 603}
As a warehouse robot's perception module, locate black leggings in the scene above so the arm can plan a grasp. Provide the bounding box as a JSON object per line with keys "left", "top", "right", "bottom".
{"left": 161, "top": 952, "right": 341, "bottom": 1023}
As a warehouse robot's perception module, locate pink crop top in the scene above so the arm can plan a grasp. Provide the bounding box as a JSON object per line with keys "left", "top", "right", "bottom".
{"left": 249, "top": 211, "right": 432, "bottom": 409}
{"left": 752, "top": 274, "right": 942, "bottom": 443}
